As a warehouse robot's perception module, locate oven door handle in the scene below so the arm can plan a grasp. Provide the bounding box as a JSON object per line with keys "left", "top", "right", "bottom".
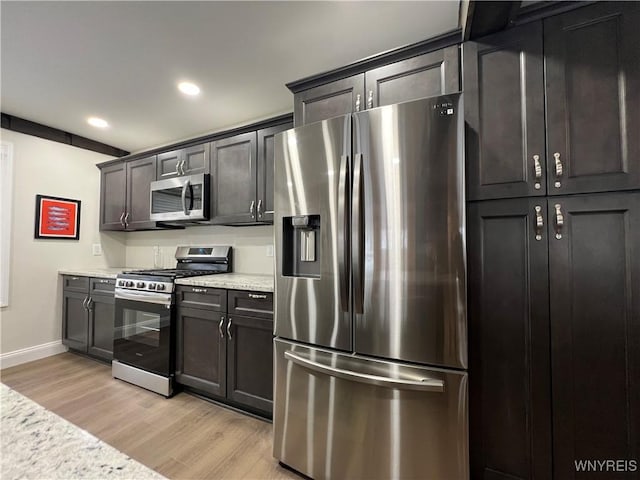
{"left": 115, "top": 288, "right": 172, "bottom": 306}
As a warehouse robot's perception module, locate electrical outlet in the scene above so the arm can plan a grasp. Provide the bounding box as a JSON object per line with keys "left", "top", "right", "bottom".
{"left": 266, "top": 245, "right": 274, "bottom": 257}
{"left": 92, "top": 243, "right": 102, "bottom": 256}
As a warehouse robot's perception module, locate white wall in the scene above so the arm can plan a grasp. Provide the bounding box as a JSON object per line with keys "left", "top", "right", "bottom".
{"left": 124, "top": 224, "right": 275, "bottom": 274}
{"left": 0, "top": 129, "right": 126, "bottom": 358}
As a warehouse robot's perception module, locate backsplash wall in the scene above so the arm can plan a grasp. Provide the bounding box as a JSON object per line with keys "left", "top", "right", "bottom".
{"left": 124, "top": 225, "right": 275, "bottom": 275}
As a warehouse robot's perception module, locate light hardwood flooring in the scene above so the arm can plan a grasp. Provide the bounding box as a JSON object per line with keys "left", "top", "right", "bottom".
{"left": 1, "top": 353, "right": 300, "bottom": 480}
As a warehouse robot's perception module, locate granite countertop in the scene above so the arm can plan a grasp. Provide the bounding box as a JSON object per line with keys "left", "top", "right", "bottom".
{"left": 176, "top": 273, "right": 274, "bottom": 293}
{"left": 58, "top": 268, "right": 131, "bottom": 279}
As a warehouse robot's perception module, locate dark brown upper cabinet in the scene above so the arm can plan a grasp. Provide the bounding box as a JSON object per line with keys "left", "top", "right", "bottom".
{"left": 156, "top": 143, "right": 209, "bottom": 180}
{"left": 210, "top": 123, "right": 291, "bottom": 226}
{"left": 99, "top": 155, "right": 157, "bottom": 231}
{"left": 544, "top": 2, "right": 640, "bottom": 195}
{"left": 293, "top": 46, "right": 460, "bottom": 127}
{"left": 365, "top": 46, "right": 459, "bottom": 109}
{"left": 466, "top": 3, "right": 640, "bottom": 200}
{"left": 464, "top": 22, "right": 546, "bottom": 201}
{"left": 257, "top": 122, "right": 292, "bottom": 223}
{"left": 294, "top": 76, "right": 364, "bottom": 128}
{"left": 210, "top": 132, "right": 258, "bottom": 224}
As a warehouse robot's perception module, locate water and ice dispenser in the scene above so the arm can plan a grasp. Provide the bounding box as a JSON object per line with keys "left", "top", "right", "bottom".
{"left": 282, "top": 215, "right": 321, "bottom": 278}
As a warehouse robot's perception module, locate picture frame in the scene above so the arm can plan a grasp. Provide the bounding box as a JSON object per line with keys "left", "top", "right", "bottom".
{"left": 34, "top": 194, "right": 81, "bottom": 240}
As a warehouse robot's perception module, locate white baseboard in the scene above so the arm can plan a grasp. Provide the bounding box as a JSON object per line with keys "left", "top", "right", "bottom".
{"left": 0, "top": 341, "right": 68, "bottom": 370}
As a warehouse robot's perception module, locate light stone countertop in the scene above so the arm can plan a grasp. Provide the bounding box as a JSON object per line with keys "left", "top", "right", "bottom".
{"left": 176, "top": 273, "right": 274, "bottom": 292}
{"left": 58, "top": 268, "right": 132, "bottom": 279}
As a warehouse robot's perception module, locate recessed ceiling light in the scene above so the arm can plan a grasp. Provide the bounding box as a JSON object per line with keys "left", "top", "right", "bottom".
{"left": 178, "top": 81, "right": 201, "bottom": 96}
{"left": 87, "top": 117, "right": 109, "bottom": 128}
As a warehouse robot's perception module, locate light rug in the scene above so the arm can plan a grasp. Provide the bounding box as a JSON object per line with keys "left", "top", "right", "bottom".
{"left": 0, "top": 383, "right": 166, "bottom": 479}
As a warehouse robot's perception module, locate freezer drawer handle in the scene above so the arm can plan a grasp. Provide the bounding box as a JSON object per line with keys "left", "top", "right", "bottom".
{"left": 284, "top": 351, "right": 445, "bottom": 392}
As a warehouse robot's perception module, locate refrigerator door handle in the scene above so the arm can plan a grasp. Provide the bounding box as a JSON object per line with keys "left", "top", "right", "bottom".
{"left": 338, "top": 154, "right": 350, "bottom": 312}
{"left": 352, "top": 152, "right": 364, "bottom": 314}
{"left": 285, "top": 351, "right": 444, "bottom": 392}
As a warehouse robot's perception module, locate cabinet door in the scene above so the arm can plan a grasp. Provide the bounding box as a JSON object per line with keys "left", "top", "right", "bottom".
{"left": 226, "top": 314, "right": 274, "bottom": 415}
{"left": 545, "top": 3, "right": 640, "bottom": 195}
{"left": 182, "top": 143, "right": 209, "bottom": 175}
{"left": 257, "top": 123, "right": 292, "bottom": 223}
{"left": 365, "top": 46, "right": 459, "bottom": 108}
{"left": 293, "top": 74, "right": 364, "bottom": 127}
{"left": 156, "top": 150, "right": 182, "bottom": 179}
{"left": 548, "top": 192, "right": 640, "bottom": 478}
{"left": 99, "top": 162, "right": 126, "bottom": 231}
{"left": 467, "top": 198, "right": 551, "bottom": 479}
{"left": 464, "top": 22, "right": 546, "bottom": 201}
{"left": 87, "top": 293, "right": 114, "bottom": 361}
{"left": 176, "top": 306, "right": 226, "bottom": 397}
{"left": 125, "top": 155, "right": 156, "bottom": 230}
{"left": 62, "top": 290, "right": 88, "bottom": 352}
{"left": 210, "top": 132, "right": 257, "bottom": 224}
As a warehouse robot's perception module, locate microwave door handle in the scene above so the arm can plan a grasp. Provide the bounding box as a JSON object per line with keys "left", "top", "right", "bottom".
{"left": 181, "top": 180, "right": 191, "bottom": 216}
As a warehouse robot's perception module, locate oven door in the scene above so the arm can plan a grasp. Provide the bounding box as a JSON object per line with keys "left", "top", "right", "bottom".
{"left": 114, "top": 289, "right": 174, "bottom": 377}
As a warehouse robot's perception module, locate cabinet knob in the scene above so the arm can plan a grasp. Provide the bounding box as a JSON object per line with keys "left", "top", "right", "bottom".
{"left": 554, "top": 204, "right": 564, "bottom": 239}
{"left": 533, "top": 154, "right": 542, "bottom": 190}
{"left": 553, "top": 152, "right": 563, "bottom": 188}
{"left": 534, "top": 205, "right": 543, "bottom": 241}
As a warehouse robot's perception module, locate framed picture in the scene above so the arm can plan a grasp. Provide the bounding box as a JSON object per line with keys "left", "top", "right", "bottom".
{"left": 34, "top": 195, "right": 81, "bottom": 240}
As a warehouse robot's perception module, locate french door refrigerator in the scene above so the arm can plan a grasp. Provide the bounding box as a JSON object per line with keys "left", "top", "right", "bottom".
{"left": 273, "top": 93, "right": 467, "bottom": 479}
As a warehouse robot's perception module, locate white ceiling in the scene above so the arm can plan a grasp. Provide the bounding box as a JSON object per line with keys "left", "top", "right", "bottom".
{"left": 1, "top": 1, "right": 460, "bottom": 154}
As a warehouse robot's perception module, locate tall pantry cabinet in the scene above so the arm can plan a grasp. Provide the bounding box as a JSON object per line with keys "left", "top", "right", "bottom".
{"left": 465, "top": 3, "right": 640, "bottom": 479}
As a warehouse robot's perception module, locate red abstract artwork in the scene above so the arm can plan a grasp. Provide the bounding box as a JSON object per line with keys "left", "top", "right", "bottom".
{"left": 34, "top": 195, "right": 81, "bottom": 240}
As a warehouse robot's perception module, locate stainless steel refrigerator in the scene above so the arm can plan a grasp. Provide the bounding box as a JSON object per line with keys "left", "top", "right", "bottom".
{"left": 273, "top": 94, "right": 467, "bottom": 479}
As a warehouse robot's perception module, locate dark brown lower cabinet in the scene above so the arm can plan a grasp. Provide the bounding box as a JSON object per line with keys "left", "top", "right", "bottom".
{"left": 176, "top": 306, "right": 226, "bottom": 397}
{"left": 175, "top": 287, "right": 274, "bottom": 416}
{"left": 62, "top": 276, "right": 116, "bottom": 361}
{"left": 468, "top": 192, "right": 640, "bottom": 479}
{"left": 227, "top": 315, "right": 273, "bottom": 413}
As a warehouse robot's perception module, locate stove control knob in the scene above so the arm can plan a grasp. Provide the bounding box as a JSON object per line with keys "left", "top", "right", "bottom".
{"left": 156, "top": 284, "right": 166, "bottom": 291}
{"left": 126, "top": 281, "right": 134, "bottom": 287}
{"left": 118, "top": 280, "right": 124, "bottom": 286}
{"left": 136, "top": 282, "right": 145, "bottom": 288}
{"left": 148, "top": 283, "right": 156, "bottom": 290}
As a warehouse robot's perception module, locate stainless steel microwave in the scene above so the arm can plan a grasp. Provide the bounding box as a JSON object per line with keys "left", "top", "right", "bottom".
{"left": 149, "top": 173, "right": 210, "bottom": 222}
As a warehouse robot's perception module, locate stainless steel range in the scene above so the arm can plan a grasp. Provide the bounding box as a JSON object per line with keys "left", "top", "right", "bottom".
{"left": 112, "top": 245, "right": 232, "bottom": 397}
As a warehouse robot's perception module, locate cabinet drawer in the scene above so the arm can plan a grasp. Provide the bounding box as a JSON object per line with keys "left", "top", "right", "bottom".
{"left": 228, "top": 290, "right": 273, "bottom": 319}
{"left": 63, "top": 275, "right": 89, "bottom": 292}
{"left": 90, "top": 278, "right": 116, "bottom": 295}
{"left": 176, "top": 286, "right": 226, "bottom": 311}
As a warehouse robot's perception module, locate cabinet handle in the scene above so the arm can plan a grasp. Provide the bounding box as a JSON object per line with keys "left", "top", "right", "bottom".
{"left": 180, "top": 160, "right": 186, "bottom": 175}
{"left": 249, "top": 200, "right": 255, "bottom": 219}
{"left": 99, "top": 279, "right": 110, "bottom": 284}
{"left": 248, "top": 293, "right": 267, "bottom": 299}
{"left": 87, "top": 298, "right": 94, "bottom": 310}
{"left": 192, "top": 288, "right": 207, "bottom": 293}
{"left": 554, "top": 203, "right": 564, "bottom": 239}
{"left": 219, "top": 316, "right": 225, "bottom": 338}
{"left": 553, "top": 152, "right": 563, "bottom": 188}
{"left": 534, "top": 205, "right": 543, "bottom": 241}
{"left": 124, "top": 212, "right": 129, "bottom": 227}
{"left": 82, "top": 296, "right": 89, "bottom": 310}
{"left": 533, "top": 154, "right": 542, "bottom": 190}
{"left": 227, "top": 317, "right": 233, "bottom": 340}
{"left": 257, "top": 199, "right": 263, "bottom": 218}
{"left": 71, "top": 277, "right": 80, "bottom": 281}
{"left": 355, "top": 94, "right": 361, "bottom": 112}
{"left": 367, "top": 90, "right": 374, "bottom": 109}
{"left": 119, "top": 212, "right": 125, "bottom": 227}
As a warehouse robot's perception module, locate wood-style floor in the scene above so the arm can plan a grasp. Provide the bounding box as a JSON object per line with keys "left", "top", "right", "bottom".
{"left": 1, "top": 353, "right": 299, "bottom": 480}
